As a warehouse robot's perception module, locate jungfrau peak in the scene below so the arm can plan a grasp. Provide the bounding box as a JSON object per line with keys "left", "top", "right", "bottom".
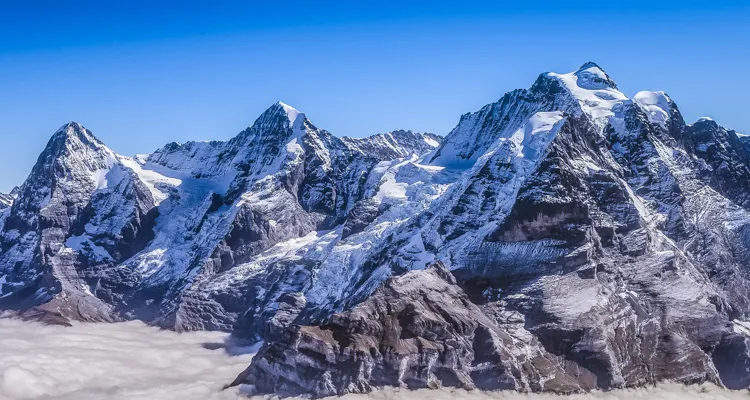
{"left": 2, "top": 63, "right": 750, "bottom": 395}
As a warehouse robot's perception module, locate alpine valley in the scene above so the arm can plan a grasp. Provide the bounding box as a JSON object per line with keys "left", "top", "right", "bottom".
{"left": 2, "top": 63, "right": 750, "bottom": 397}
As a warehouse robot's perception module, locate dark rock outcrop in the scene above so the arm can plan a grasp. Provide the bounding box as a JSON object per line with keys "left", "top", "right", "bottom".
{"left": 235, "top": 262, "right": 735, "bottom": 397}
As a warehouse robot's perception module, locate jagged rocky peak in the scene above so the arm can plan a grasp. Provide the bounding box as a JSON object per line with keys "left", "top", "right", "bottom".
{"left": 0, "top": 119, "right": 162, "bottom": 324}
{"left": 37, "top": 121, "right": 115, "bottom": 170}
{"left": 251, "top": 101, "right": 307, "bottom": 132}
{"left": 11, "top": 121, "right": 118, "bottom": 215}
{"left": 145, "top": 101, "right": 311, "bottom": 180}
{"left": 341, "top": 129, "right": 443, "bottom": 160}
{"left": 45, "top": 121, "right": 112, "bottom": 158}
{"left": 0, "top": 186, "right": 18, "bottom": 209}
{"left": 686, "top": 114, "right": 747, "bottom": 151}
{"left": 54, "top": 120, "right": 93, "bottom": 140}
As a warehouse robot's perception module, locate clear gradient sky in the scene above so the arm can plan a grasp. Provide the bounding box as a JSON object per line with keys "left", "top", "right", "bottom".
{"left": 1, "top": 1, "right": 748, "bottom": 192}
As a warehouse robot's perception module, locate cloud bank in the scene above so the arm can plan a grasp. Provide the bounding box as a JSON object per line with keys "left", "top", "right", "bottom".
{"left": 0, "top": 318, "right": 254, "bottom": 400}
{"left": 0, "top": 318, "right": 747, "bottom": 400}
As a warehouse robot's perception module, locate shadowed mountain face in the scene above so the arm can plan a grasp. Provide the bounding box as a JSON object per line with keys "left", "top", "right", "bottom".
{"left": 2, "top": 63, "right": 750, "bottom": 396}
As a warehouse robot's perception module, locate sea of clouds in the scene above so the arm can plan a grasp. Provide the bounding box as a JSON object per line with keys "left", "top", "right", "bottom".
{"left": 0, "top": 318, "right": 747, "bottom": 400}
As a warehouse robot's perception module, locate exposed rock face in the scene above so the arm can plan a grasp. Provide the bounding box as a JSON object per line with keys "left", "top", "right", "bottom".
{"left": 235, "top": 262, "right": 749, "bottom": 397}
{"left": 233, "top": 263, "right": 590, "bottom": 397}
{"left": 0, "top": 106, "right": 441, "bottom": 330}
{"left": 234, "top": 63, "right": 750, "bottom": 395}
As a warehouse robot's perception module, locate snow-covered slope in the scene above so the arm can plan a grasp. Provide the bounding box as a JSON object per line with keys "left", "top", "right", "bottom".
{"left": 0, "top": 104, "right": 442, "bottom": 330}
{"left": 3, "top": 62, "right": 750, "bottom": 395}
{"left": 237, "top": 63, "right": 750, "bottom": 394}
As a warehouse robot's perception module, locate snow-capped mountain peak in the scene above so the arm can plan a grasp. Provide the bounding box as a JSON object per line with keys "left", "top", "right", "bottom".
{"left": 5, "top": 63, "right": 750, "bottom": 396}
{"left": 28, "top": 121, "right": 119, "bottom": 196}
{"left": 633, "top": 91, "right": 674, "bottom": 128}
{"left": 54, "top": 120, "right": 86, "bottom": 135}
{"left": 573, "top": 61, "right": 618, "bottom": 90}
{"left": 692, "top": 115, "right": 721, "bottom": 128}
{"left": 276, "top": 101, "right": 304, "bottom": 128}
{"left": 52, "top": 121, "right": 105, "bottom": 146}
{"left": 428, "top": 62, "right": 627, "bottom": 169}
{"left": 256, "top": 101, "right": 306, "bottom": 130}
{"left": 545, "top": 63, "right": 628, "bottom": 130}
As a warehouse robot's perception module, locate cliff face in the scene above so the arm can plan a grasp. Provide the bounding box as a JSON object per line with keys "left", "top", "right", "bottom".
{"left": 232, "top": 64, "right": 750, "bottom": 395}
{"left": 234, "top": 263, "right": 745, "bottom": 396}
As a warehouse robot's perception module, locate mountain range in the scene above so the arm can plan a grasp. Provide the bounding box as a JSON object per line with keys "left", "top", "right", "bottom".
{"left": 1, "top": 62, "right": 750, "bottom": 396}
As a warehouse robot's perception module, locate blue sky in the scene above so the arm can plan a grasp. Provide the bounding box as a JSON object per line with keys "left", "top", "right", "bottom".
{"left": 0, "top": 1, "right": 748, "bottom": 192}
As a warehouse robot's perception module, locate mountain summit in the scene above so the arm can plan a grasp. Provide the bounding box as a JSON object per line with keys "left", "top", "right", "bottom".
{"left": 2, "top": 63, "right": 750, "bottom": 395}
{"left": 253, "top": 101, "right": 306, "bottom": 131}
{"left": 573, "top": 61, "right": 619, "bottom": 90}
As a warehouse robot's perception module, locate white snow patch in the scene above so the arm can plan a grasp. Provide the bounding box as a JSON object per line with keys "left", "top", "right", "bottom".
{"left": 515, "top": 111, "right": 566, "bottom": 160}
{"left": 547, "top": 68, "right": 628, "bottom": 131}
{"left": 733, "top": 320, "right": 750, "bottom": 337}
{"left": 423, "top": 137, "right": 440, "bottom": 147}
{"left": 132, "top": 248, "right": 169, "bottom": 278}
{"left": 278, "top": 101, "right": 303, "bottom": 128}
{"left": 65, "top": 234, "right": 113, "bottom": 261}
{"left": 285, "top": 137, "right": 303, "bottom": 155}
{"left": 91, "top": 168, "right": 111, "bottom": 190}
{"left": 634, "top": 91, "right": 672, "bottom": 129}
{"left": 118, "top": 156, "right": 181, "bottom": 205}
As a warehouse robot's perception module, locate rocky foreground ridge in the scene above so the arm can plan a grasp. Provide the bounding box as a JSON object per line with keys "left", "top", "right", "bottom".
{"left": 233, "top": 263, "right": 747, "bottom": 396}
{"left": 2, "top": 62, "right": 750, "bottom": 395}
